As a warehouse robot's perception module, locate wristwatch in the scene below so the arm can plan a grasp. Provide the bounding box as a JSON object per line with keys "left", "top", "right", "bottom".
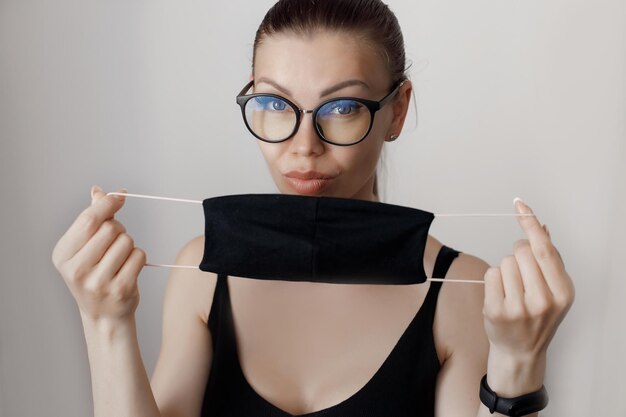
{"left": 479, "top": 374, "right": 549, "bottom": 416}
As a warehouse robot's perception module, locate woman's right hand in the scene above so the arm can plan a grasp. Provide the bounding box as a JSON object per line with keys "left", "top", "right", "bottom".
{"left": 52, "top": 185, "right": 146, "bottom": 324}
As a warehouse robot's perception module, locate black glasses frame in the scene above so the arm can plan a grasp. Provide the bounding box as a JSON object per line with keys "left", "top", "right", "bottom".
{"left": 235, "top": 78, "right": 406, "bottom": 146}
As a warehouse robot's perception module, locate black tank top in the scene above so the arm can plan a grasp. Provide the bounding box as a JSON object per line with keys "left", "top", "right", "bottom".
{"left": 201, "top": 245, "right": 461, "bottom": 417}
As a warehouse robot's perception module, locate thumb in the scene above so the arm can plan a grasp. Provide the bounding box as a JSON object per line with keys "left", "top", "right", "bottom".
{"left": 90, "top": 185, "right": 127, "bottom": 205}
{"left": 90, "top": 185, "right": 104, "bottom": 205}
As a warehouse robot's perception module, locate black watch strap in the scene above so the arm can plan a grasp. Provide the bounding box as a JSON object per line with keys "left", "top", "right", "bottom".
{"left": 479, "top": 374, "right": 549, "bottom": 416}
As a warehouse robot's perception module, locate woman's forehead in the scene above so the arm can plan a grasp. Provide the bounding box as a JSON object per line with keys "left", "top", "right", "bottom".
{"left": 253, "top": 31, "right": 390, "bottom": 100}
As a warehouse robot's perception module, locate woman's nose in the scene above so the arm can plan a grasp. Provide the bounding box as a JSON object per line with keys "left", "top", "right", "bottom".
{"left": 288, "top": 112, "right": 325, "bottom": 155}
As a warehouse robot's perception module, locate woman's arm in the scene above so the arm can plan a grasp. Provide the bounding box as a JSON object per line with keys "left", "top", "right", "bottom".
{"left": 150, "top": 236, "right": 216, "bottom": 417}
{"left": 52, "top": 187, "right": 161, "bottom": 417}
{"left": 80, "top": 236, "right": 214, "bottom": 417}
{"left": 433, "top": 253, "right": 491, "bottom": 417}
{"left": 53, "top": 188, "right": 213, "bottom": 417}
{"left": 81, "top": 316, "right": 162, "bottom": 417}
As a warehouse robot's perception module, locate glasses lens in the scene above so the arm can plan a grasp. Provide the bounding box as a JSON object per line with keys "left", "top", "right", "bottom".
{"left": 316, "top": 99, "right": 371, "bottom": 145}
{"left": 244, "top": 95, "right": 296, "bottom": 142}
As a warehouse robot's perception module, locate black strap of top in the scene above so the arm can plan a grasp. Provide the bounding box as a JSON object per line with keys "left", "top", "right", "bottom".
{"left": 207, "top": 273, "right": 228, "bottom": 334}
{"left": 422, "top": 245, "right": 461, "bottom": 312}
{"left": 432, "top": 245, "right": 461, "bottom": 284}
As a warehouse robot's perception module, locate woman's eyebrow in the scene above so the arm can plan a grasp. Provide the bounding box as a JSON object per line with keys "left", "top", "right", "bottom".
{"left": 320, "top": 79, "right": 370, "bottom": 97}
{"left": 255, "top": 77, "right": 370, "bottom": 98}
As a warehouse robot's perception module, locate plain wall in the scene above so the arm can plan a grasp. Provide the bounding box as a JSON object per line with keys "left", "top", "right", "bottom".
{"left": 1, "top": 0, "right": 624, "bottom": 416}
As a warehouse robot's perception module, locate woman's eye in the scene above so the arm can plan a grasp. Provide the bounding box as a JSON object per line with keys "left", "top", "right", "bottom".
{"left": 254, "top": 96, "right": 288, "bottom": 111}
{"left": 327, "top": 100, "right": 361, "bottom": 115}
{"left": 272, "top": 100, "right": 287, "bottom": 111}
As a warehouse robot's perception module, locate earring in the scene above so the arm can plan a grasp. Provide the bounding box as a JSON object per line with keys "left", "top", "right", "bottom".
{"left": 388, "top": 134, "right": 399, "bottom": 141}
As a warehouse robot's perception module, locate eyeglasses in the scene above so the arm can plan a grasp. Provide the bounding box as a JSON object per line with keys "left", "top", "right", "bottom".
{"left": 235, "top": 79, "right": 406, "bottom": 146}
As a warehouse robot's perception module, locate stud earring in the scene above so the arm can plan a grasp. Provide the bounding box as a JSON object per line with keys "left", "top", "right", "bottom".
{"left": 388, "top": 134, "right": 399, "bottom": 141}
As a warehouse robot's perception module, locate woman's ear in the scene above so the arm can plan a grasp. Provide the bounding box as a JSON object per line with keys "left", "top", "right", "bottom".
{"left": 386, "top": 80, "right": 412, "bottom": 141}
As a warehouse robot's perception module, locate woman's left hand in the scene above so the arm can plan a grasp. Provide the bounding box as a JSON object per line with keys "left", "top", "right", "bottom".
{"left": 482, "top": 198, "right": 576, "bottom": 361}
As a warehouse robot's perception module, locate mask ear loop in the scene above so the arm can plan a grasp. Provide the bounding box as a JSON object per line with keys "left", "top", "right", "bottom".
{"left": 107, "top": 191, "right": 536, "bottom": 284}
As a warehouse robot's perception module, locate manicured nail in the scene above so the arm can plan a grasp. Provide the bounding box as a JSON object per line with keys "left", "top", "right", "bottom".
{"left": 115, "top": 188, "right": 128, "bottom": 201}
{"left": 91, "top": 185, "right": 102, "bottom": 199}
{"left": 513, "top": 197, "right": 531, "bottom": 214}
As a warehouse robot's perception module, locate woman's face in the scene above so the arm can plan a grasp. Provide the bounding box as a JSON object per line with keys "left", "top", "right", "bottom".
{"left": 251, "top": 30, "right": 411, "bottom": 201}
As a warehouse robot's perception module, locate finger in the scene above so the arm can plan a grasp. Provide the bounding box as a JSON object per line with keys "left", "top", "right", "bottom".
{"left": 91, "top": 186, "right": 127, "bottom": 206}
{"left": 542, "top": 223, "right": 564, "bottom": 263}
{"left": 90, "top": 185, "right": 104, "bottom": 205}
{"left": 69, "top": 219, "right": 127, "bottom": 270}
{"left": 90, "top": 232, "right": 135, "bottom": 286}
{"left": 53, "top": 186, "right": 127, "bottom": 263}
{"left": 513, "top": 239, "right": 553, "bottom": 299}
{"left": 483, "top": 267, "right": 504, "bottom": 315}
{"left": 500, "top": 255, "right": 525, "bottom": 305}
{"left": 513, "top": 198, "right": 568, "bottom": 296}
{"left": 112, "top": 247, "right": 146, "bottom": 290}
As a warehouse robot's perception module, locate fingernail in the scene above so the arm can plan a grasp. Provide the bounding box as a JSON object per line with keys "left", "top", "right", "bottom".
{"left": 513, "top": 197, "right": 531, "bottom": 214}
{"left": 115, "top": 188, "right": 128, "bottom": 201}
{"left": 90, "top": 185, "right": 102, "bottom": 199}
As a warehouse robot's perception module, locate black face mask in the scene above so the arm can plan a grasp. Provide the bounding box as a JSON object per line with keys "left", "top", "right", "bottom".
{"left": 198, "top": 193, "right": 435, "bottom": 285}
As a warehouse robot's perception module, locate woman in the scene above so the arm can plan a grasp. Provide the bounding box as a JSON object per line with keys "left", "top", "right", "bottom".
{"left": 51, "top": 0, "right": 575, "bottom": 416}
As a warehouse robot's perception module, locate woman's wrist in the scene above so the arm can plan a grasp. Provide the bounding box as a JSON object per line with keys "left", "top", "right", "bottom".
{"left": 486, "top": 348, "right": 547, "bottom": 398}
{"left": 81, "top": 313, "right": 137, "bottom": 345}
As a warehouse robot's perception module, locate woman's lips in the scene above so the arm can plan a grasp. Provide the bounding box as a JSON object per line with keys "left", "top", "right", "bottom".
{"left": 283, "top": 170, "right": 336, "bottom": 195}
{"left": 283, "top": 175, "right": 334, "bottom": 195}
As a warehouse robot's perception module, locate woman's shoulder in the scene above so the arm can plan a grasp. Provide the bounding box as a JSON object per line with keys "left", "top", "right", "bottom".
{"left": 426, "top": 236, "right": 490, "bottom": 281}
{"left": 178, "top": 234, "right": 206, "bottom": 262}
{"left": 446, "top": 248, "right": 491, "bottom": 281}
{"left": 167, "top": 234, "right": 218, "bottom": 326}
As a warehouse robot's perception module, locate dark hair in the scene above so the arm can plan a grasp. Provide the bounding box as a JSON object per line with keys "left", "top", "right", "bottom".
{"left": 252, "top": 0, "right": 410, "bottom": 199}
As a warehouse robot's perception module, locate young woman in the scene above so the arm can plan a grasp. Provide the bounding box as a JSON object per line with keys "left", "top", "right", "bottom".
{"left": 51, "top": 1, "right": 575, "bottom": 416}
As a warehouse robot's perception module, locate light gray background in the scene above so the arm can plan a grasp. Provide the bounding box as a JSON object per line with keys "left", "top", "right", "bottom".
{"left": 1, "top": 0, "right": 624, "bottom": 416}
